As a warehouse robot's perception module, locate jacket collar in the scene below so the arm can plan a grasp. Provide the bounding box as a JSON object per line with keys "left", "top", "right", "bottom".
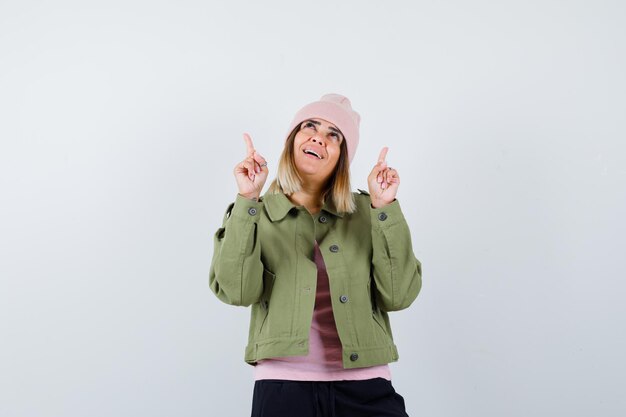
{"left": 262, "top": 192, "right": 344, "bottom": 222}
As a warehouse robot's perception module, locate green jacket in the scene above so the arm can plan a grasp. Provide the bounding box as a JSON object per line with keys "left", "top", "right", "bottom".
{"left": 209, "top": 189, "right": 422, "bottom": 369}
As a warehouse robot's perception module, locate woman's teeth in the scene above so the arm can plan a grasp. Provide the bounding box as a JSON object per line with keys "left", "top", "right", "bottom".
{"left": 304, "top": 149, "right": 322, "bottom": 159}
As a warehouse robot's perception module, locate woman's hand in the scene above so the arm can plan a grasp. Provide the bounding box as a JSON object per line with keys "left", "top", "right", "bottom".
{"left": 367, "top": 147, "right": 400, "bottom": 208}
{"left": 234, "top": 133, "right": 269, "bottom": 200}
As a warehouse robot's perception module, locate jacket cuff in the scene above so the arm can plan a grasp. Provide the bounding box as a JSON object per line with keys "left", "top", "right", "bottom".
{"left": 370, "top": 198, "right": 403, "bottom": 228}
{"left": 229, "top": 194, "right": 264, "bottom": 221}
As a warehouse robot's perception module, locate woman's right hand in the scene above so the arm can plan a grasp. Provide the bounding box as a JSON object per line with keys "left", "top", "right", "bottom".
{"left": 234, "top": 133, "right": 269, "bottom": 200}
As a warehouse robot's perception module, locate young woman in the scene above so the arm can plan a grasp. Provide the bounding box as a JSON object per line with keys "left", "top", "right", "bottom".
{"left": 209, "top": 94, "right": 422, "bottom": 417}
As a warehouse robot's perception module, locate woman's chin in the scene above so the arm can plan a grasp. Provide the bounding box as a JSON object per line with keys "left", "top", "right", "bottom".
{"left": 297, "top": 167, "right": 320, "bottom": 177}
{"left": 295, "top": 164, "right": 329, "bottom": 181}
{"left": 295, "top": 159, "right": 321, "bottom": 174}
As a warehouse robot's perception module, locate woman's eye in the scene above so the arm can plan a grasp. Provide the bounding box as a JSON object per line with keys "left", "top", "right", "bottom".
{"left": 303, "top": 122, "right": 315, "bottom": 129}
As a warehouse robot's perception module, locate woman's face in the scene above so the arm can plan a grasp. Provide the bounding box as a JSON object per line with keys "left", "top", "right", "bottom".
{"left": 293, "top": 118, "right": 344, "bottom": 185}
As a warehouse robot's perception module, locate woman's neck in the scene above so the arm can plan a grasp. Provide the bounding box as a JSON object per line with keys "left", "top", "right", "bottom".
{"left": 288, "top": 183, "right": 326, "bottom": 215}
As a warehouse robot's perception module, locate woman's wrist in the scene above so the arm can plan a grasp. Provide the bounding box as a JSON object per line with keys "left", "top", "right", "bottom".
{"left": 238, "top": 192, "right": 260, "bottom": 201}
{"left": 370, "top": 198, "right": 395, "bottom": 209}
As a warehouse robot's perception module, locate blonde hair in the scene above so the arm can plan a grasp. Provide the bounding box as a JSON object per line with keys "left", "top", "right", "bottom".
{"left": 267, "top": 125, "right": 356, "bottom": 214}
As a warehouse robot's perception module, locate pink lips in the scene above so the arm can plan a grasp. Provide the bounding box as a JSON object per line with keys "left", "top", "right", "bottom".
{"left": 304, "top": 152, "right": 321, "bottom": 160}
{"left": 302, "top": 146, "right": 324, "bottom": 160}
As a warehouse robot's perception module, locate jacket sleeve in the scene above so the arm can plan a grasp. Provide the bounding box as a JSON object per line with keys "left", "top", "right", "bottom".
{"left": 209, "top": 194, "right": 264, "bottom": 307}
{"left": 370, "top": 198, "right": 422, "bottom": 312}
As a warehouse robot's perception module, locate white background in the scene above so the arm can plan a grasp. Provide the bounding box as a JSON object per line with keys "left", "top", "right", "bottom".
{"left": 1, "top": 1, "right": 625, "bottom": 416}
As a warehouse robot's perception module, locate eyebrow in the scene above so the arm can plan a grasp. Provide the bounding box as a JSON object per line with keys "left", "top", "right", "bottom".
{"left": 328, "top": 126, "right": 342, "bottom": 137}
{"left": 303, "top": 119, "right": 344, "bottom": 138}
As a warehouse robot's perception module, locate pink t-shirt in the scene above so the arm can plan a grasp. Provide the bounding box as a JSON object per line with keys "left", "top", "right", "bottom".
{"left": 253, "top": 241, "right": 392, "bottom": 381}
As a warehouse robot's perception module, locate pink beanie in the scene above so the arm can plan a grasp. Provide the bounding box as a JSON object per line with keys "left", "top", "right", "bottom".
{"left": 287, "top": 93, "right": 361, "bottom": 164}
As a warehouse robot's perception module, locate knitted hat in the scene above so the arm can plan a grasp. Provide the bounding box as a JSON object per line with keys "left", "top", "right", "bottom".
{"left": 287, "top": 94, "right": 361, "bottom": 164}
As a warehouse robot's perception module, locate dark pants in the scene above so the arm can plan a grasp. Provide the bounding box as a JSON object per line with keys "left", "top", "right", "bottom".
{"left": 251, "top": 378, "right": 409, "bottom": 417}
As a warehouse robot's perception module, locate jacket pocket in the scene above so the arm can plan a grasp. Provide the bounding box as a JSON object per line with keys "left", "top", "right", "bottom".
{"left": 258, "top": 268, "right": 276, "bottom": 335}
{"left": 372, "top": 310, "right": 388, "bottom": 336}
{"left": 368, "top": 278, "right": 388, "bottom": 339}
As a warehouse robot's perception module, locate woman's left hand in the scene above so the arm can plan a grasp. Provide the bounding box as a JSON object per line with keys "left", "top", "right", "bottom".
{"left": 367, "top": 147, "right": 400, "bottom": 208}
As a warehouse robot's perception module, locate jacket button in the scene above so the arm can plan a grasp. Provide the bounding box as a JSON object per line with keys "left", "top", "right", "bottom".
{"left": 378, "top": 212, "right": 388, "bottom": 221}
{"left": 329, "top": 244, "right": 339, "bottom": 253}
{"left": 319, "top": 215, "right": 327, "bottom": 223}
{"left": 350, "top": 353, "right": 359, "bottom": 361}
{"left": 339, "top": 295, "right": 349, "bottom": 303}
{"left": 248, "top": 207, "right": 257, "bottom": 216}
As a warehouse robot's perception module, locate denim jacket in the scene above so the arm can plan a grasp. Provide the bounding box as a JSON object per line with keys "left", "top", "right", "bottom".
{"left": 209, "top": 189, "right": 422, "bottom": 369}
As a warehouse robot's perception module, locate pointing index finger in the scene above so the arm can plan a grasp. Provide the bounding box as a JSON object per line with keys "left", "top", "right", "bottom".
{"left": 378, "top": 147, "right": 389, "bottom": 164}
{"left": 243, "top": 133, "right": 255, "bottom": 156}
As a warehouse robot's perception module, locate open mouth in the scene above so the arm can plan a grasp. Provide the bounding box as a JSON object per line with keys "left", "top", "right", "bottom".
{"left": 303, "top": 149, "right": 323, "bottom": 159}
